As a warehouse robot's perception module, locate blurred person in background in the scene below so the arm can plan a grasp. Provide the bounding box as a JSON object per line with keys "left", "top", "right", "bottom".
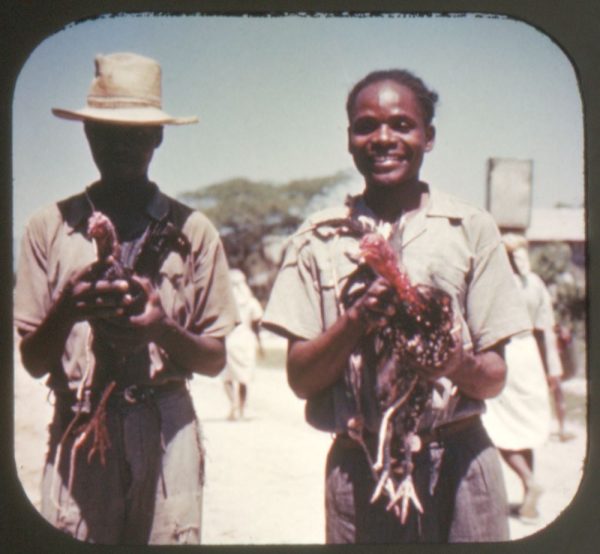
{"left": 223, "top": 269, "right": 264, "bottom": 420}
{"left": 483, "top": 233, "right": 566, "bottom": 521}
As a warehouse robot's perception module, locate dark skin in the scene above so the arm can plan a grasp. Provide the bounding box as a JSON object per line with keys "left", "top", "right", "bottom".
{"left": 286, "top": 80, "right": 506, "bottom": 401}
{"left": 20, "top": 121, "right": 225, "bottom": 379}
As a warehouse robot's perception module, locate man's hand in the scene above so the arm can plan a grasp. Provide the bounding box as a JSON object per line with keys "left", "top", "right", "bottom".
{"left": 286, "top": 276, "right": 396, "bottom": 400}
{"left": 56, "top": 261, "right": 132, "bottom": 324}
{"left": 92, "top": 276, "right": 167, "bottom": 351}
{"left": 346, "top": 276, "right": 397, "bottom": 333}
{"left": 20, "top": 261, "right": 134, "bottom": 377}
{"left": 83, "top": 274, "right": 226, "bottom": 376}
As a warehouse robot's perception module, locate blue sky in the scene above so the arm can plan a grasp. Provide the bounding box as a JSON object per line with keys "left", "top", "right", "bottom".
{"left": 12, "top": 13, "right": 584, "bottom": 241}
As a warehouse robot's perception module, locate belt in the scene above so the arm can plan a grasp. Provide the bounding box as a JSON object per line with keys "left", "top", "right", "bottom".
{"left": 334, "top": 415, "right": 481, "bottom": 450}
{"left": 112, "top": 380, "right": 187, "bottom": 404}
{"left": 418, "top": 415, "right": 481, "bottom": 446}
{"left": 53, "top": 381, "right": 187, "bottom": 419}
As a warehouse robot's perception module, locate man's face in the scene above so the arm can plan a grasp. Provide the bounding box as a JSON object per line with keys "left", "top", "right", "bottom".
{"left": 511, "top": 247, "right": 532, "bottom": 276}
{"left": 84, "top": 122, "right": 163, "bottom": 183}
{"left": 348, "top": 80, "right": 434, "bottom": 190}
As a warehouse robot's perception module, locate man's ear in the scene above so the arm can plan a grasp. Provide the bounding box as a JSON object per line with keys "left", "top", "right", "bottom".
{"left": 425, "top": 125, "right": 435, "bottom": 152}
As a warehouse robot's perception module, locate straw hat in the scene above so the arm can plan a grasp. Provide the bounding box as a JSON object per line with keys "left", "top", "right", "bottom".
{"left": 52, "top": 52, "right": 198, "bottom": 126}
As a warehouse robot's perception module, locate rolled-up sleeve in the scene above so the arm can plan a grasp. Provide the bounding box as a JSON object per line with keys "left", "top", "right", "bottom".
{"left": 464, "top": 212, "right": 531, "bottom": 352}
{"left": 14, "top": 211, "right": 53, "bottom": 334}
{"left": 183, "top": 213, "right": 238, "bottom": 338}
{"left": 263, "top": 235, "right": 324, "bottom": 341}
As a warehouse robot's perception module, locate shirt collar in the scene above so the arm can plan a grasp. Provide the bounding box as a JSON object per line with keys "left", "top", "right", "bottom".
{"left": 350, "top": 184, "right": 466, "bottom": 224}
{"left": 425, "top": 186, "right": 466, "bottom": 220}
{"left": 143, "top": 183, "right": 169, "bottom": 220}
{"left": 62, "top": 181, "right": 168, "bottom": 231}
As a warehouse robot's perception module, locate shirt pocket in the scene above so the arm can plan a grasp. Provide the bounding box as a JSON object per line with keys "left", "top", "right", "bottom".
{"left": 316, "top": 238, "right": 362, "bottom": 326}
{"left": 417, "top": 258, "right": 468, "bottom": 302}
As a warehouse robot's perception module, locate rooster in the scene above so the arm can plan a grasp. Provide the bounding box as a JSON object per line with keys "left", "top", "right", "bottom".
{"left": 341, "top": 232, "right": 455, "bottom": 523}
{"left": 86, "top": 210, "right": 191, "bottom": 314}
{"left": 86, "top": 211, "right": 146, "bottom": 314}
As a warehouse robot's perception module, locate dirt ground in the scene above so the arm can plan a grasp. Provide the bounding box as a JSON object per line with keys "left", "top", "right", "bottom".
{"left": 13, "top": 336, "right": 587, "bottom": 544}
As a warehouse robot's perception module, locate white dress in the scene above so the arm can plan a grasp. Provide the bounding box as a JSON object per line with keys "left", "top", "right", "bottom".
{"left": 483, "top": 272, "right": 558, "bottom": 450}
{"left": 223, "top": 282, "right": 263, "bottom": 385}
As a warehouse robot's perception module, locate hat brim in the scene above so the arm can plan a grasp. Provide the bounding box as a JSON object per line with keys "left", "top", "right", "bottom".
{"left": 52, "top": 106, "right": 198, "bottom": 126}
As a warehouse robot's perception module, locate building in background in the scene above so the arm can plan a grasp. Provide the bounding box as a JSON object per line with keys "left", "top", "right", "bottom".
{"left": 526, "top": 207, "right": 585, "bottom": 268}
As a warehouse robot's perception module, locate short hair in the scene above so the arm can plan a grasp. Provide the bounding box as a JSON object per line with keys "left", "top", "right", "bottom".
{"left": 346, "top": 69, "right": 439, "bottom": 125}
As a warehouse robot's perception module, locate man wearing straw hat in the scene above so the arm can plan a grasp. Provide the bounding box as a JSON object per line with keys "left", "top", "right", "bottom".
{"left": 14, "top": 52, "right": 238, "bottom": 544}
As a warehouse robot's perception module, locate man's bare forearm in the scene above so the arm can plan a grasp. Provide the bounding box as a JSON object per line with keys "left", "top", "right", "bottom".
{"left": 20, "top": 302, "right": 75, "bottom": 378}
{"left": 287, "top": 309, "right": 367, "bottom": 399}
{"left": 449, "top": 343, "right": 507, "bottom": 400}
{"left": 288, "top": 310, "right": 507, "bottom": 402}
{"left": 154, "top": 317, "right": 226, "bottom": 377}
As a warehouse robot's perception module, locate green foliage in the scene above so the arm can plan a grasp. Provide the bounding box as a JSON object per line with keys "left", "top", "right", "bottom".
{"left": 180, "top": 173, "right": 350, "bottom": 232}
{"left": 529, "top": 242, "right": 572, "bottom": 282}
{"left": 179, "top": 171, "right": 352, "bottom": 303}
{"left": 530, "top": 242, "right": 586, "bottom": 332}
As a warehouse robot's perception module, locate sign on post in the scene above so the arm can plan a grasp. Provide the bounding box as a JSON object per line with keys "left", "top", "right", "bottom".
{"left": 486, "top": 158, "right": 533, "bottom": 231}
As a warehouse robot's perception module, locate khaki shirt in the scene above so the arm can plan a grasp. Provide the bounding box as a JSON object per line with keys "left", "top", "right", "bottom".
{"left": 263, "top": 187, "right": 531, "bottom": 433}
{"left": 14, "top": 183, "right": 238, "bottom": 392}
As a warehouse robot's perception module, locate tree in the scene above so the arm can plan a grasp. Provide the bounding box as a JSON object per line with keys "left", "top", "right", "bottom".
{"left": 178, "top": 171, "right": 353, "bottom": 303}
{"left": 530, "top": 241, "right": 586, "bottom": 328}
{"left": 530, "top": 241, "right": 586, "bottom": 377}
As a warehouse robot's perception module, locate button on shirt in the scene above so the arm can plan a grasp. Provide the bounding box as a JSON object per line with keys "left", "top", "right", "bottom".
{"left": 263, "top": 187, "right": 531, "bottom": 433}
{"left": 14, "top": 182, "right": 238, "bottom": 393}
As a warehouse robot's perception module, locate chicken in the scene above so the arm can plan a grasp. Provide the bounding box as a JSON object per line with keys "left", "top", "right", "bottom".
{"left": 87, "top": 211, "right": 121, "bottom": 264}
{"left": 86, "top": 210, "right": 146, "bottom": 315}
{"left": 85, "top": 207, "right": 193, "bottom": 333}
{"left": 342, "top": 232, "right": 455, "bottom": 523}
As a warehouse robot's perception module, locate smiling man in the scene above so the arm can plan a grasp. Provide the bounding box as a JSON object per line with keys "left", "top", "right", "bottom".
{"left": 262, "top": 69, "right": 530, "bottom": 543}
{"left": 14, "top": 52, "right": 238, "bottom": 544}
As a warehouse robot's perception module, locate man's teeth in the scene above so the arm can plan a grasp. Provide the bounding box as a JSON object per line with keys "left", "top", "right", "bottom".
{"left": 374, "top": 155, "right": 404, "bottom": 162}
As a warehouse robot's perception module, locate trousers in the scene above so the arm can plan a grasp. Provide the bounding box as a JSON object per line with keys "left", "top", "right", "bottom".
{"left": 325, "top": 417, "right": 509, "bottom": 543}
{"left": 40, "top": 385, "right": 205, "bottom": 544}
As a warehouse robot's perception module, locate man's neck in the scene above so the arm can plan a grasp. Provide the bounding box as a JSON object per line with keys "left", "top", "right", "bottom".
{"left": 363, "top": 180, "right": 427, "bottom": 222}
{"left": 92, "top": 177, "right": 153, "bottom": 204}
{"left": 88, "top": 178, "right": 155, "bottom": 239}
